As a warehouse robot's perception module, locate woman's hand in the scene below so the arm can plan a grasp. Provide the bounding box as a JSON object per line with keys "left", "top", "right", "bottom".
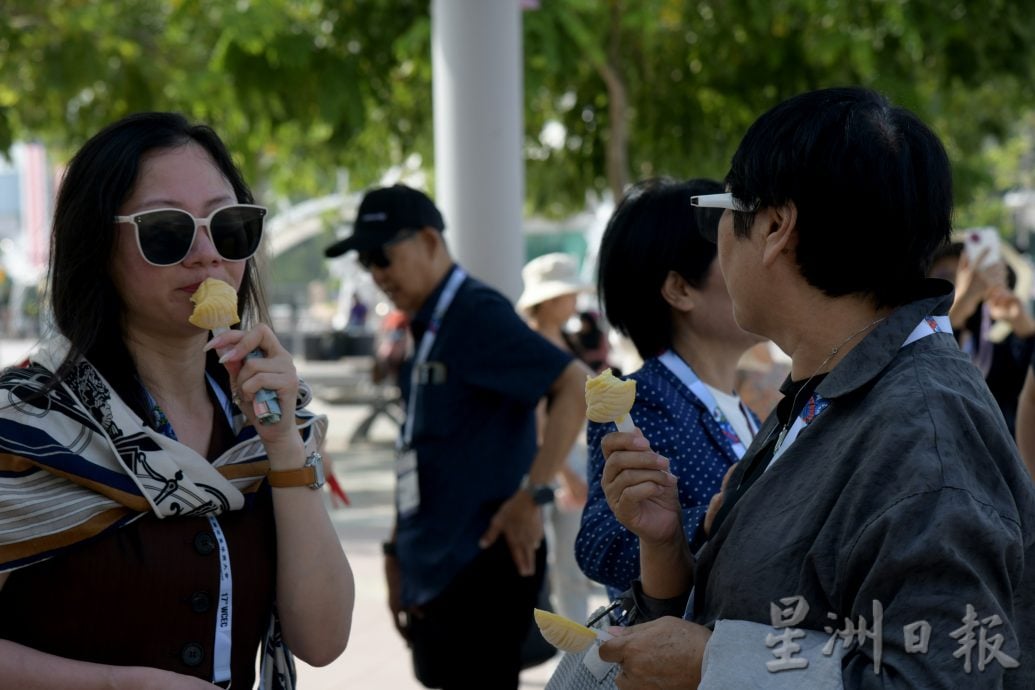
{"left": 601, "top": 429, "right": 681, "bottom": 547}
{"left": 951, "top": 252, "right": 1005, "bottom": 327}
{"left": 207, "top": 324, "right": 300, "bottom": 450}
{"left": 987, "top": 285, "right": 1035, "bottom": 338}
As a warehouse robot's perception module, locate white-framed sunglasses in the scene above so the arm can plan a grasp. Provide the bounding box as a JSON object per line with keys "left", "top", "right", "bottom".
{"left": 690, "top": 192, "right": 755, "bottom": 213}
{"left": 114, "top": 204, "right": 267, "bottom": 267}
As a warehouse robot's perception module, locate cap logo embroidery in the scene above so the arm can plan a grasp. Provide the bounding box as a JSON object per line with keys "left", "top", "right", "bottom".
{"left": 361, "top": 212, "right": 388, "bottom": 222}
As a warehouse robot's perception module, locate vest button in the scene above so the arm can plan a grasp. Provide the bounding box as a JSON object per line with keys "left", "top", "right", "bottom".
{"left": 190, "top": 591, "right": 211, "bottom": 613}
{"left": 193, "top": 531, "right": 216, "bottom": 555}
{"left": 181, "top": 642, "right": 205, "bottom": 667}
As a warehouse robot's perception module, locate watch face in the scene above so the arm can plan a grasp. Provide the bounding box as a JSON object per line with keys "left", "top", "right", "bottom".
{"left": 308, "top": 452, "right": 326, "bottom": 489}
{"left": 531, "top": 486, "right": 555, "bottom": 506}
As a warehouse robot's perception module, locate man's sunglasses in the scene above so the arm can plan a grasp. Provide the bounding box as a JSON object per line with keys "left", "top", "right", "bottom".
{"left": 690, "top": 193, "right": 757, "bottom": 242}
{"left": 357, "top": 229, "right": 419, "bottom": 270}
{"left": 690, "top": 192, "right": 755, "bottom": 212}
{"left": 114, "top": 204, "right": 267, "bottom": 267}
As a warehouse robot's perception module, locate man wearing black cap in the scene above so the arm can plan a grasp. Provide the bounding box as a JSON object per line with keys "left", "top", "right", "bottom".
{"left": 327, "top": 184, "right": 588, "bottom": 688}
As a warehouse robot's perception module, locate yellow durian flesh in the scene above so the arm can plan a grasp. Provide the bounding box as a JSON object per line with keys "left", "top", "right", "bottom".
{"left": 188, "top": 278, "right": 240, "bottom": 330}
{"left": 533, "top": 608, "right": 597, "bottom": 653}
{"left": 585, "top": 368, "right": 636, "bottom": 424}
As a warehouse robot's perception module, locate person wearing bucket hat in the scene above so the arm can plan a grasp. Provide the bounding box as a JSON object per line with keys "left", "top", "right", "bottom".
{"left": 332, "top": 185, "right": 589, "bottom": 688}
{"left": 517, "top": 253, "right": 605, "bottom": 626}
{"left": 516, "top": 253, "right": 590, "bottom": 315}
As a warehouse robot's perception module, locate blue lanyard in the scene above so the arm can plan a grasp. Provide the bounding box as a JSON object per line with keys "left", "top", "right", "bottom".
{"left": 658, "top": 350, "right": 757, "bottom": 460}
{"left": 141, "top": 372, "right": 233, "bottom": 440}
{"left": 401, "top": 267, "right": 467, "bottom": 447}
{"left": 141, "top": 371, "right": 236, "bottom": 685}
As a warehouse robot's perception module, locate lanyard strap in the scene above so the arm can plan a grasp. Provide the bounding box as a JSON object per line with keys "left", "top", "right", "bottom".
{"left": 771, "top": 315, "right": 952, "bottom": 462}
{"left": 206, "top": 376, "right": 236, "bottom": 685}
{"left": 658, "top": 350, "right": 756, "bottom": 460}
{"left": 207, "top": 372, "right": 235, "bottom": 426}
{"left": 141, "top": 373, "right": 237, "bottom": 686}
{"left": 902, "top": 314, "right": 953, "bottom": 347}
{"left": 209, "top": 515, "right": 234, "bottom": 684}
{"left": 400, "top": 268, "right": 468, "bottom": 447}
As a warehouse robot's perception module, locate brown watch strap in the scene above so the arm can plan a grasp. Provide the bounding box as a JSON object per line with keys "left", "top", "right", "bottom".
{"left": 267, "top": 465, "right": 317, "bottom": 488}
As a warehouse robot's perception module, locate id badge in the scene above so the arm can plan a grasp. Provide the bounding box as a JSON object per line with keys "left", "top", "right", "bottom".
{"left": 396, "top": 449, "right": 420, "bottom": 518}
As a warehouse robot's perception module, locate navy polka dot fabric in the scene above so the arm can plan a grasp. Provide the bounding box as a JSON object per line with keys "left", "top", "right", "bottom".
{"left": 575, "top": 357, "right": 759, "bottom": 595}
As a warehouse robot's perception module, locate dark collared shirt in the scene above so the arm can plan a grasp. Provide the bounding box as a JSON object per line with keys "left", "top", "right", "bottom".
{"left": 396, "top": 266, "right": 572, "bottom": 607}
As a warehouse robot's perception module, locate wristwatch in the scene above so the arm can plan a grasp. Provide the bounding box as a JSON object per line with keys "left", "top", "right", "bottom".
{"left": 268, "top": 451, "right": 325, "bottom": 490}
{"left": 520, "top": 474, "right": 555, "bottom": 506}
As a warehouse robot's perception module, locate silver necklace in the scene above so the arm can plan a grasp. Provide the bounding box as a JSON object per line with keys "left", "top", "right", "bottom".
{"left": 772, "top": 315, "right": 888, "bottom": 453}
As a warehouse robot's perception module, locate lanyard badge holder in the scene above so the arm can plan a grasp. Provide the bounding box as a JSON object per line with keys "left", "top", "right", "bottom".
{"left": 395, "top": 269, "right": 467, "bottom": 519}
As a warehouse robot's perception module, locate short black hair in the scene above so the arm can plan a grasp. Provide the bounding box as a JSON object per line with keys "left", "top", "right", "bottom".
{"left": 47, "top": 112, "right": 267, "bottom": 422}
{"left": 726, "top": 87, "right": 952, "bottom": 307}
{"left": 597, "top": 177, "right": 723, "bottom": 359}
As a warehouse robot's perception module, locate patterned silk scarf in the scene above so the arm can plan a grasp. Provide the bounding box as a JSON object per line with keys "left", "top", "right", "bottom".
{"left": 0, "top": 338, "right": 326, "bottom": 690}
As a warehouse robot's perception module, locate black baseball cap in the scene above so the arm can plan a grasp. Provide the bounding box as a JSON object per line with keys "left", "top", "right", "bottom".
{"left": 324, "top": 184, "right": 445, "bottom": 258}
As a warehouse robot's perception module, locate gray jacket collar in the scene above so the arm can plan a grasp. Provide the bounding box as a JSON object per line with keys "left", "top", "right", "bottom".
{"left": 785, "top": 279, "right": 955, "bottom": 401}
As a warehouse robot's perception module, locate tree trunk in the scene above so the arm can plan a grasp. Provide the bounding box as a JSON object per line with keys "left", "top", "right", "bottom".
{"left": 599, "top": 0, "right": 629, "bottom": 202}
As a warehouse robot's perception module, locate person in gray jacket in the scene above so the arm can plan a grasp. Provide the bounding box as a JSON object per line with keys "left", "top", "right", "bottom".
{"left": 596, "top": 87, "right": 1035, "bottom": 688}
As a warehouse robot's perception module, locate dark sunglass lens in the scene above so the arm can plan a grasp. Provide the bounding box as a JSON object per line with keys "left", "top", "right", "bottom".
{"left": 136, "top": 210, "right": 195, "bottom": 265}
{"left": 210, "top": 206, "right": 265, "bottom": 261}
{"left": 693, "top": 206, "right": 721, "bottom": 244}
{"left": 358, "top": 248, "right": 390, "bottom": 270}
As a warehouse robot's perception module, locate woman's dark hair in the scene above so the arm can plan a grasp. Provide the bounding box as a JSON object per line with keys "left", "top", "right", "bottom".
{"left": 725, "top": 87, "right": 952, "bottom": 307}
{"left": 596, "top": 177, "right": 723, "bottom": 359}
{"left": 47, "top": 112, "right": 268, "bottom": 421}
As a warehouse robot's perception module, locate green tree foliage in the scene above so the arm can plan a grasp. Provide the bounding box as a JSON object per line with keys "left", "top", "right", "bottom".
{"left": 524, "top": 0, "right": 1035, "bottom": 215}
{"left": 2, "top": 0, "right": 1034, "bottom": 221}
{"left": 0, "top": 0, "right": 430, "bottom": 200}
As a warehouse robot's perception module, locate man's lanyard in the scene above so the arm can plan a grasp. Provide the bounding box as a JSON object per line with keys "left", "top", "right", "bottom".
{"left": 658, "top": 350, "right": 758, "bottom": 460}
{"left": 142, "top": 372, "right": 236, "bottom": 686}
{"left": 770, "top": 315, "right": 952, "bottom": 463}
{"left": 707, "top": 314, "right": 953, "bottom": 545}
{"left": 400, "top": 267, "right": 467, "bottom": 448}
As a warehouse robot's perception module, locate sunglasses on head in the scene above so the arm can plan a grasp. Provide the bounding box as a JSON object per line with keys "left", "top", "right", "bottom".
{"left": 689, "top": 192, "right": 755, "bottom": 212}
{"left": 357, "top": 229, "right": 419, "bottom": 270}
{"left": 114, "top": 204, "right": 267, "bottom": 267}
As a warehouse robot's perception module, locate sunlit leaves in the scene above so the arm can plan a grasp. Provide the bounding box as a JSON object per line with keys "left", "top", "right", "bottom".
{"left": 0, "top": 0, "right": 1034, "bottom": 223}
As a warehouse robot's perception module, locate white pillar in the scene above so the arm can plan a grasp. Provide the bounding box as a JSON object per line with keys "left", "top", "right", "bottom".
{"left": 431, "top": 0, "right": 525, "bottom": 302}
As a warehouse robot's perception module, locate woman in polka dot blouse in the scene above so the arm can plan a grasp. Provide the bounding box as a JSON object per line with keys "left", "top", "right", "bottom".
{"left": 575, "top": 177, "right": 764, "bottom": 597}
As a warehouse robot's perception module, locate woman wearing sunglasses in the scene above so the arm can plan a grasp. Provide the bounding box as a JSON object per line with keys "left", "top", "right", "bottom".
{"left": 0, "top": 113, "right": 354, "bottom": 689}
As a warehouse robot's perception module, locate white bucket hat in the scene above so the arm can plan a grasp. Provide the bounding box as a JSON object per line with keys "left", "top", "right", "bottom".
{"left": 517, "top": 253, "right": 590, "bottom": 313}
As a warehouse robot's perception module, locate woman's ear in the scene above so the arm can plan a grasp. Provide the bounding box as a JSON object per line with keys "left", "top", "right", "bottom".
{"left": 661, "top": 270, "right": 695, "bottom": 312}
{"left": 762, "top": 201, "right": 798, "bottom": 267}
